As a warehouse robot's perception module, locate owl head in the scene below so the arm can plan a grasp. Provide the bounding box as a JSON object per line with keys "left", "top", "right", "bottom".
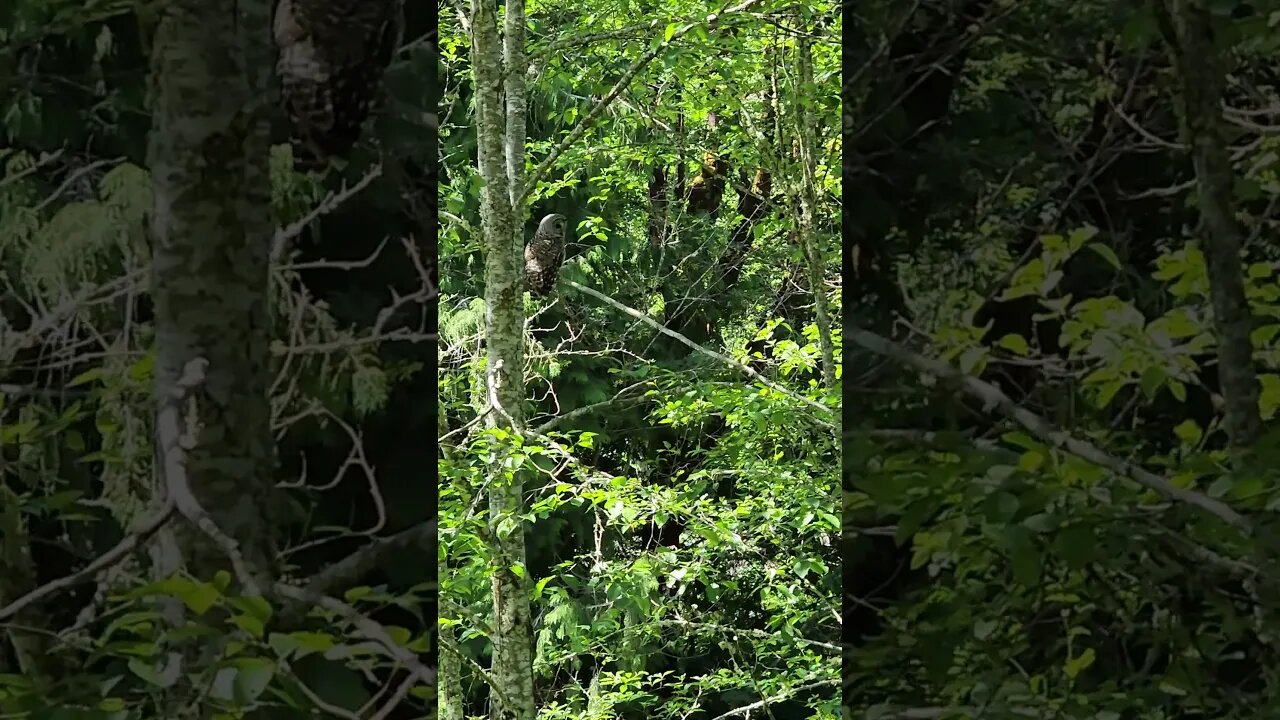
{"left": 537, "top": 213, "right": 567, "bottom": 238}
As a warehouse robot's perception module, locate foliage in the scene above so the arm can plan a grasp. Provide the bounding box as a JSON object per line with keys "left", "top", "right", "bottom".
{"left": 0, "top": 2, "right": 435, "bottom": 717}
{"left": 441, "top": 0, "right": 840, "bottom": 717}
{"left": 848, "top": 1, "right": 1280, "bottom": 718}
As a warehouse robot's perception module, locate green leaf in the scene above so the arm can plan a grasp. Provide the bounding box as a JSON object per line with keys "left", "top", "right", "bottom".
{"left": 1095, "top": 379, "right": 1125, "bottom": 409}
{"left": 984, "top": 491, "right": 1020, "bottom": 523}
{"left": 1087, "top": 242, "right": 1122, "bottom": 270}
{"left": 1068, "top": 226, "right": 1099, "bottom": 248}
{"left": 896, "top": 499, "right": 938, "bottom": 545}
{"left": 1053, "top": 524, "right": 1095, "bottom": 570}
{"left": 156, "top": 577, "right": 220, "bottom": 616}
{"left": 67, "top": 368, "right": 106, "bottom": 387}
{"left": 1252, "top": 325, "right": 1280, "bottom": 346}
{"left": 1002, "top": 432, "right": 1040, "bottom": 451}
{"left": 1039, "top": 269, "right": 1064, "bottom": 296}
{"left": 1006, "top": 527, "right": 1040, "bottom": 586}
{"left": 127, "top": 353, "right": 154, "bottom": 381}
{"left": 383, "top": 626, "right": 412, "bottom": 645}
{"left": 958, "top": 346, "right": 986, "bottom": 375}
{"left": 231, "top": 658, "right": 275, "bottom": 704}
{"left": 126, "top": 659, "right": 175, "bottom": 688}
{"left": 344, "top": 586, "right": 372, "bottom": 603}
{"left": 1064, "top": 647, "right": 1096, "bottom": 679}
{"left": 230, "top": 613, "right": 265, "bottom": 639}
{"left": 1022, "top": 512, "right": 1058, "bottom": 534}
{"left": 1259, "top": 375, "right": 1280, "bottom": 419}
{"left": 997, "top": 333, "right": 1030, "bottom": 356}
{"left": 1173, "top": 420, "right": 1202, "bottom": 445}
{"left": 290, "top": 632, "right": 335, "bottom": 658}
{"left": 1139, "top": 365, "right": 1166, "bottom": 400}
{"left": 227, "top": 595, "right": 272, "bottom": 624}
{"left": 532, "top": 576, "right": 553, "bottom": 599}
{"left": 1208, "top": 476, "right": 1234, "bottom": 498}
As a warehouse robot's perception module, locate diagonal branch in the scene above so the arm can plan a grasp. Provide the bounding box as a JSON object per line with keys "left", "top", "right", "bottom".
{"left": 566, "top": 280, "right": 835, "bottom": 427}
{"left": 274, "top": 582, "right": 436, "bottom": 687}
{"left": 271, "top": 164, "right": 384, "bottom": 263}
{"left": 305, "top": 521, "right": 437, "bottom": 597}
{"left": 0, "top": 501, "right": 176, "bottom": 623}
{"left": 706, "top": 678, "right": 838, "bottom": 720}
{"left": 847, "top": 326, "right": 1251, "bottom": 531}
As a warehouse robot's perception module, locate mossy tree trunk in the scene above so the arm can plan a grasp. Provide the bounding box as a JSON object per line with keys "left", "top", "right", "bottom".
{"left": 146, "top": 0, "right": 274, "bottom": 709}
{"left": 470, "top": 0, "right": 537, "bottom": 718}
{"left": 792, "top": 17, "right": 836, "bottom": 391}
{"left": 1157, "top": 0, "right": 1261, "bottom": 451}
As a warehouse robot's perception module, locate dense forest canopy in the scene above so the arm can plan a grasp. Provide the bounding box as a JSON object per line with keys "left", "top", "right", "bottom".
{"left": 16, "top": 0, "right": 1280, "bottom": 718}
{"left": 440, "top": 0, "right": 840, "bottom": 718}
{"left": 1, "top": 0, "right": 435, "bottom": 717}
{"left": 847, "top": 0, "right": 1280, "bottom": 718}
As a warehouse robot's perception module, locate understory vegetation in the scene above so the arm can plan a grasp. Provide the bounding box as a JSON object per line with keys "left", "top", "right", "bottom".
{"left": 848, "top": 2, "right": 1280, "bottom": 718}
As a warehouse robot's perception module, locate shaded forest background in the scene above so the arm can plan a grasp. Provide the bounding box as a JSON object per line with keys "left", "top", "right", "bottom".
{"left": 847, "top": 1, "right": 1280, "bottom": 718}
{"left": 0, "top": 0, "right": 436, "bottom": 716}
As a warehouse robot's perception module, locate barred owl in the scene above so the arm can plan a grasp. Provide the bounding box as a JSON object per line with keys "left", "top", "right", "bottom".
{"left": 273, "top": 0, "right": 404, "bottom": 170}
{"left": 525, "top": 214, "right": 567, "bottom": 297}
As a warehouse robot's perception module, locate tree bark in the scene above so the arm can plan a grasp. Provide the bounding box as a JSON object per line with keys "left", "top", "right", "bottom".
{"left": 439, "top": 565, "right": 465, "bottom": 720}
{"left": 470, "top": 0, "right": 537, "bottom": 718}
{"left": 793, "top": 16, "right": 836, "bottom": 390}
{"left": 149, "top": 0, "right": 274, "bottom": 583}
{"left": 147, "top": 0, "right": 274, "bottom": 710}
{"left": 1157, "top": 0, "right": 1262, "bottom": 450}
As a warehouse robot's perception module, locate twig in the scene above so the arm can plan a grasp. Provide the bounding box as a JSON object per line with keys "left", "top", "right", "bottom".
{"left": 271, "top": 164, "right": 384, "bottom": 262}
{"left": 705, "top": 678, "right": 837, "bottom": 720}
{"left": 531, "top": 379, "right": 654, "bottom": 434}
{"left": 280, "top": 237, "right": 389, "bottom": 271}
{"left": 365, "top": 670, "right": 421, "bottom": 720}
{"left": 0, "top": 148, "right": 65, "bottom": 190}
{"left": 305, "top": 521, "right": 436, "bottom": 597}
{"left": 34, "top": 156, "right": 124, "bottom": 211}
{"left": 867, "top": 706, "right": 1047, "bottom": 719}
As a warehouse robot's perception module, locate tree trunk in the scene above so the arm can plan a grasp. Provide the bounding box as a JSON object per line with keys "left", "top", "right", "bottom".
{"left": 1157, "top": 0, "right": 1261, "bottom": 451}
{"left": 146, "top": 0, "right": 274, "bottom": 709}
{"left": 793, "top": 16, "right": 836, "bottom": 390}
{"left": 439, "top": 570, "right": 465, "bottom": 720}
{"left": 438, "top": 405, "right": 465, "bottom": 719}
{"left": 470, "top": 0, "right": 537, "bottom": 718}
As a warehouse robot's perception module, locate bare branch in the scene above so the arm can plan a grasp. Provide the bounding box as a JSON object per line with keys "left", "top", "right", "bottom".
{"left": 847, "top": 326, "right": 1251, "bottom": 531}
{"left": 271, "top": 164, "right": 384, "bottom": 263}
{"left": 565, "top": 280, "right": 835, "bottom": 427}
{"left": 305, "top": 521, "right": 436, "bottom": 597}
{"left": 0, "top": 501, "right": 176, "bottom": 622}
